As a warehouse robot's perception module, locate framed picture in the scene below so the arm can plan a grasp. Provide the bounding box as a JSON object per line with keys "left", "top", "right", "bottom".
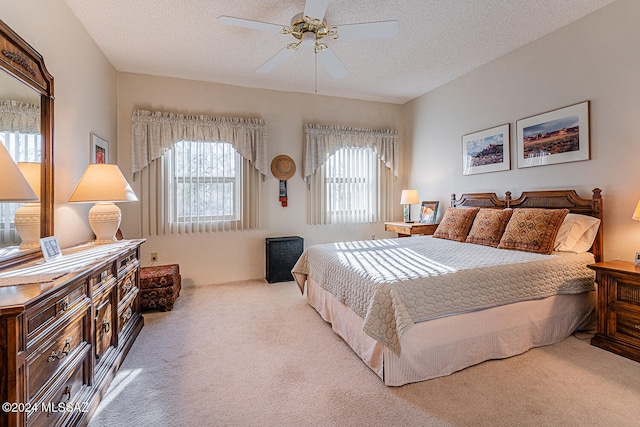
{"left": 516, "top": 101, "right": 589, "bottom": 168}
{"left": 462, "top": 124, "right": 510, "bottom": 175}
{"left": 91, "top": 133, "right": 109, "bottom": 164}
{"left": 39, "top": 236, "right": 62, "bottom": 262}
{"left": 419, "top": 201, "right": 439, "bottom": 224}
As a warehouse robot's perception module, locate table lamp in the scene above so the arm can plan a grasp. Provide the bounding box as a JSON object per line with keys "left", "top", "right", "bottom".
{"left": 0, "top": 143, "right": 38, "bottom": 202}
{"left": 68, "top": 164, "right": 138, "bottom": 244}
{"left": 400, "top": 189, "right": 419, "bottom": 223}
{"left": 15, "top": 162, "right": 42, "bottom": 249}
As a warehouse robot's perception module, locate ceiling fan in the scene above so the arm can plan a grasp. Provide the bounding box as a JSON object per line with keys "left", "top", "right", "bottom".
{"left": 218, "top": 0, "right": 399, "bottom": 79}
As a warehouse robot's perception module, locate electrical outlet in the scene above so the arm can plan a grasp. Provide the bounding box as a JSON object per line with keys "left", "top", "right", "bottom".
{"left": 151, "top": 252, "right": 158, "bottom": 262}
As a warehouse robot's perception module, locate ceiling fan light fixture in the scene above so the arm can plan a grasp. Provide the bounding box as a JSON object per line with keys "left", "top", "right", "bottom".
{"left": 301, "top": 31, "right": 316, "bottom": 46}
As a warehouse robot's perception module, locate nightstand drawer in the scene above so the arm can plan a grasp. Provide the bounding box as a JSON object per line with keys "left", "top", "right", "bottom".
{"left": 614, "top": 280, "right": 640, "bottom": 309}
{"left": 609, "top": 309, "right": 640, "bottom": 346}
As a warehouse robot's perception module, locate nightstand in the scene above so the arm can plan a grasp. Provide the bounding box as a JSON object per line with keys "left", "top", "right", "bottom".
{"left": 384, "top": 221, "right": 439, "bottom": 237}
{"left": 588, "top": 261, "right": 640, "bottom": 363}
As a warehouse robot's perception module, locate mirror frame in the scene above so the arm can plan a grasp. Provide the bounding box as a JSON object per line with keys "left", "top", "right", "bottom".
{"left": 0, "top": 19, "right": 54, "bottom": 267}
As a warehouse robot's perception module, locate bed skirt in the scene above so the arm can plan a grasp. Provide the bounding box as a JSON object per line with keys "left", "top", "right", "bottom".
{"left": 306, "top": 277, "right": 595, "bottom": 386}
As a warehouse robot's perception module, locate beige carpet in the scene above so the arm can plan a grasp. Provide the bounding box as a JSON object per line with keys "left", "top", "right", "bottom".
{"left": 88, "top": 280, "right": 640, "bottom": 427}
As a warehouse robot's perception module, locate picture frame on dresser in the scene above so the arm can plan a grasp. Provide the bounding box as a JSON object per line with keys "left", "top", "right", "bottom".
{"left": 39, "top": 236, "right": 61, "bottom": 262}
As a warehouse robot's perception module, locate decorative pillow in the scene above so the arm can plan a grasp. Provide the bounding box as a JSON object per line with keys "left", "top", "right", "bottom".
{"left": 433, "top": 207, "right": 479, "bottom": 242}
{"left": 497, "top": 208, "right": 569, "bottom": 254}
{"left": 554, "top": 213, "right": 601, "bottom": 253}
{"left": 465, "top": 208, "right": 513, "bottom": 247}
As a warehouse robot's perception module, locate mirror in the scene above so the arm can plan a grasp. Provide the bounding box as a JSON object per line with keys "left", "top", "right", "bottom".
{"left": 0, "top": 19, "right": 54, "bottom": 267}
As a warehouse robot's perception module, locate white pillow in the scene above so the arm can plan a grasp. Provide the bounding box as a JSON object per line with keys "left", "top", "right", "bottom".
{"left": 554, "top": 213, "right": 601, "bottom": 253}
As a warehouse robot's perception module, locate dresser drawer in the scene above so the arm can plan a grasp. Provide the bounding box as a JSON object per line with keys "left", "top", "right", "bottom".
{"left": 118, "top": 288, "right": 138, "bottom": 334}
{"left": 27, "top": 312, "right": 87, "bottom": 401}
{"left": 117, "top": 248, "right": 139, "bottom": 277}
{"left": 90, "top": 263, "right": 116, "bottom": 292}
{"left": 613, "top": 279, "right": 640, "bottom": 309}
{"left": 27, "top": 279, "right": 88, "bottom": 339}
{"left": 28, "top": 354, "right": 89, "bottom": 427}
{"left": 95, "top": 296, "right": 113, "bottom": 362}
{"left": 118, "top": 269, "right": 137, "bottom": 303}
{"left": 609, "top": 309, "right": 640, "bottom": 346}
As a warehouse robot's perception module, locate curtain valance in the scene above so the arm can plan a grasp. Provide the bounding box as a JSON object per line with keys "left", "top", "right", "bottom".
{"left": 0, "top": 100, "right": 40, "bottom": 134}
{"left": 131, "top": 109, "right": 268, "bottom": 177}
{"left": 303, "top": 123, "right": 398, "bottom": 181}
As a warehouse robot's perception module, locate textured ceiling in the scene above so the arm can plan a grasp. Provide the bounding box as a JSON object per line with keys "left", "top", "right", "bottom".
{"left": 63, "top": 0, "right": 617, "bottom": 104}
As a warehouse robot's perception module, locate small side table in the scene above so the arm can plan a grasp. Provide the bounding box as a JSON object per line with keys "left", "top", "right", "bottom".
{"left": 588, "top": 260, "right": 640, "bottom": 363}
{"left": 384, "top": 221, "right": 439, "bottom": 237}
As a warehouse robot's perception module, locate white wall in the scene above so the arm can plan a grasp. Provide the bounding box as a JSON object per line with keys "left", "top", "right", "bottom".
{"left": 117, "top": 73, "right": 404, "bottom": 285}
{"left": 404, "top": 0, "right": 640, "bottom": 262}
{"left": 1, "top": 0, "right": 118, "bottom": 249}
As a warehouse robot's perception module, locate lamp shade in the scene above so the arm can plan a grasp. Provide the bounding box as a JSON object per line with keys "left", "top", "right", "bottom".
{"left": 17, "top": 162, "right": 41, "bottom": 201}
{"left": 0, "top": 143, "right": 38, "bottom": 202}
{"left": 400, "top": 189, "right": 419, "bottom": 205}
{"left": 633, "top": 201, "right": 640, "bottom": 220}
{"left": 68, "top": 164, "right": 138, "bottom": 203}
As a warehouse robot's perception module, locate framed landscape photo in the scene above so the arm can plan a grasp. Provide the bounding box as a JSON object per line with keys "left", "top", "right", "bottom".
{"left": 91, "top": 133, "right": 109, "bottom": 164}
{"left": 462, "top": 124, "right": 510, "bottom": 175}
{"left": 516, "top": 101, "right": 589, "bottom": 169}
{"left": 419, "top": 201, "right": 439, "bottom": 224}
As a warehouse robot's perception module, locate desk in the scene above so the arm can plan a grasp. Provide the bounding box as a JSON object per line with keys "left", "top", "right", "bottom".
{"left": 384, "top": 221, "right": 438, "bottom": 237}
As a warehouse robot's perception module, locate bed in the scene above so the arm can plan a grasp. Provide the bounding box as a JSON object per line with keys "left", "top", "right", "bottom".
{"left": 292, "top": 189, "right": 603, "bottom": 386}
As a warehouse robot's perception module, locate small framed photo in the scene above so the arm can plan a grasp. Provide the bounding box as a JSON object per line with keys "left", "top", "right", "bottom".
{"left": 462, "top": 124, "right": 510, "bottom": 175}
{"left": 40, "top": 236, "right": 62, "bottom": 262}
{"left": 91, "top": 133, "right": 109, "bottom": 164}
{"left": 419, "top": 201, "right": 439, "bottom": 224}
{"left": 516, "top": 101, "right": 589, "bottom": 168}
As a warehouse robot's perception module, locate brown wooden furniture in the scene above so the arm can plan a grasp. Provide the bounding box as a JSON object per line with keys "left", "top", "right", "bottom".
{"left": 0, "top": 240, "right": 144, "bottom": 427}
{"left": 452, "top": 188, "right": 603, "bottom": 262}
{"left": 588, "top": 261, "right": 640, "bottom": 363}
{"left": 0, "top": 19, "right": 55, "bottom": 268}
{"left": 384, "top": 221, "right": 438, "bottom": 237}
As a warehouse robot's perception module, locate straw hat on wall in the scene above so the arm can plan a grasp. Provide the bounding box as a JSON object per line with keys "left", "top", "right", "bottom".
{"left": 270, "top": 154, "right": 296, "bottom": 180}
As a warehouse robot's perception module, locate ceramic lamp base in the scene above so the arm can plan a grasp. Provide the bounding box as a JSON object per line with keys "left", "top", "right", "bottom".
{"left": 14, "top": 203, "right": 41, "bottom": 249}
{"left": 88, "top": 202, "right": 121, "bottom": 244}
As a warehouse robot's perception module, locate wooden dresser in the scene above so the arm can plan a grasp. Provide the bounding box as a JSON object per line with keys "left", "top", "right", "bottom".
{"left": 589, "top": 260, "right": 640, "bottom": 363}
{"left": 0, "top": 240, "right": 144, "bottom": 427}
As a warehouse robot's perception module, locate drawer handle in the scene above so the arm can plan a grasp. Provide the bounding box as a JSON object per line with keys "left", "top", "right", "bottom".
{"left": 102, "top": 319, "right": 111, "bottom": 334}
{"left": 47, "top": 338, "right": 72, "bottom": 362}
{"left": 47, "top": 386, "right": 72, "bottom": 417}
{"left": 635, "top": 324, "right": 640, "bottom": 330}
{"left": 59, "top": 300, "right": 69, "bottom": 312}
{"left": 101, "top": 271, "right": 109, "bottom": 282}
{"left": 122, "top": 307, "right": 133, "bottom": 322}
{"left": 122, "top": 278, "right": 133, "bottom": 293}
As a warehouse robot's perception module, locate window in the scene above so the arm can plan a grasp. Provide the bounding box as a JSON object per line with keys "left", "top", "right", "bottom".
{"left": 304, "top": 124, "right": 397, "bottom": 225}
{"left": 0, "top": 132, "right": 41, "bottom": 244}
{"left": 324, "top": 147, "right": 377, "bottom": 223}
{"left": 169, "top": 140, "right": 241, "bottom": 224}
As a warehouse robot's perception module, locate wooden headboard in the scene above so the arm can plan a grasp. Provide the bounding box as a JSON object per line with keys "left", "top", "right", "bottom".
{"left": 451, "top": 189, "right": 603, "bottom": 262}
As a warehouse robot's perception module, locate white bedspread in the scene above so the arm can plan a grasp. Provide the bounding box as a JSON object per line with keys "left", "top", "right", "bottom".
{"left": 291, "top": 236, "right": 595, "bottom": 355}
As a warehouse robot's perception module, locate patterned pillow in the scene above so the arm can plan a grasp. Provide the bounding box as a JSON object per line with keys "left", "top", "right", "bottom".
{"left": 497, "top": 208, "right": 569, "bottom": 254}
{"left": 432, "top": 207, "right": 479, "bottom": 242}
{"left": 465, "top": 209, "right": 513, "bottom": 247}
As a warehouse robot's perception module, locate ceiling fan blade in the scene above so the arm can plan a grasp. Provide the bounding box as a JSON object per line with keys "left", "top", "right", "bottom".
{"left": 256, "top": 47, "right": 296, "bottom": 73}
{"left": 335, "top": 20, "right": 400, "bottom": 40}
{"left": 316, "top": 47, "right": 348, "bottom": 79}
{"left": 304, "top": 0, "right": 330, "bottom": 20}
{"left": 218, "top": 16, "right": 284, "bottom": 34}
